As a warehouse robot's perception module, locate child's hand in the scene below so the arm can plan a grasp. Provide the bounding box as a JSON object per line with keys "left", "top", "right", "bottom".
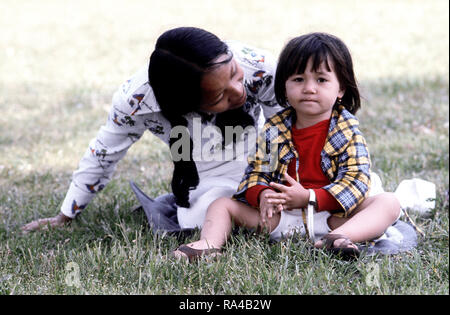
{"left": 266, "top": 173, "right": 310, "bottom": 210}
{"left": 258, "top": 189, "right": 280, "bottom": 230}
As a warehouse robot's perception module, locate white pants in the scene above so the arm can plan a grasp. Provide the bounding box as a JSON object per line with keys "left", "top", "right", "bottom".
{"left": 178, "top": 171, "right": 393, "bottom": 240}
{"left": 270, "top": 209, "right": 331, "bottom": 242}
{"left": 269, "top": 172, "right": 386, "bottom": 242}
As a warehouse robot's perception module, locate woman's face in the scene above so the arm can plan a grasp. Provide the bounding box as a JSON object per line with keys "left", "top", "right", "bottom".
{"left": 198, "top": 54, "right": 247, "bottom": 113}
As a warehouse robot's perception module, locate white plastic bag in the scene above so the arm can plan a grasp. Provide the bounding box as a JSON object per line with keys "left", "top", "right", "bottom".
{"left": 394, "top": 178, "right": 436, "bottom": 216}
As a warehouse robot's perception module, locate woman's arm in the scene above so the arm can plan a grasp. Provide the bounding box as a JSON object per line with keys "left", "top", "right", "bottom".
{"left": 59, "top": 90, "right": 148, "bottom": 218}
{"left": 22, "top": 75, "right": 154, "bottom": 231}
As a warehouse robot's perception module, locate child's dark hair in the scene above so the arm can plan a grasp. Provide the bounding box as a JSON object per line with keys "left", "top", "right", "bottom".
{"left": 148, "top": 27, "right": 254, "bottom": 207}
{"left": 275, "top": 32, "right": 360, "bottom": 114}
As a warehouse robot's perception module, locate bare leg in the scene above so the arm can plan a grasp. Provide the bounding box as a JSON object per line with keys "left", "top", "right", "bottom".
{"left": 173, "top": 197, "right": 280, "bottom": 257}
{"left": 315, "top": 192, "right": 401, "bottom": 248}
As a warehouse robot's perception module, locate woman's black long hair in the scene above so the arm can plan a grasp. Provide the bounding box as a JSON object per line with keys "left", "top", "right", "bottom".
{"left": 149, "top": 27, "right": 253, "bottom": 208}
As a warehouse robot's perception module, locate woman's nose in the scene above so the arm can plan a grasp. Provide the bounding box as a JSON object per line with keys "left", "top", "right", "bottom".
{"left": 230, "top": 79, "right": 244, "bottom": 98}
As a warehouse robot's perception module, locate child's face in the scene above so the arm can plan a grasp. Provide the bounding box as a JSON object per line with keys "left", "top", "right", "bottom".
{"left": 285, "top": 57, "right": 345, "bottom": 123}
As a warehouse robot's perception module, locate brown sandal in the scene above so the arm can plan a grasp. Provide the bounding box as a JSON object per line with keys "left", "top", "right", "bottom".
{"left": 318, "top": 233, "right": 360, "bottom": 260}
{"left": 172, "top": 245, "right": 222, "bottom": 262}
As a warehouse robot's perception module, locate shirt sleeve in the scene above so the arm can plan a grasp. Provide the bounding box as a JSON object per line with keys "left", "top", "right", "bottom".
{"left": 233, "top": 121, "right": 283, "bottom": 204}
{"left": 60, "top": 89, "right": 148, "bottom": 218}
{"left": 245, "top": 185, "right": 274, "bottom": 208}
{"left": 322, "top": 132, "right": 371, "bottom": 216}
{"left": 257, "top": 50, "right": 284, "bottom": 119}
{"left": 228, "top": 40, "right": 283, "bottom": 120}
{"left": 314, "top": 188, "right": 343, "bottom": 212}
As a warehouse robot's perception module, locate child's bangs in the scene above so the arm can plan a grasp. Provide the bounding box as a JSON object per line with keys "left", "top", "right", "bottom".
{"left": 292, "top": 46, "right": 332, "bottom": 75}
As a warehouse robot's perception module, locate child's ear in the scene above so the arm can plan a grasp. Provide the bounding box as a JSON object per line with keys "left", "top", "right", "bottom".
{"left": 338, "top": 88, "right": 345, "bottom": 99}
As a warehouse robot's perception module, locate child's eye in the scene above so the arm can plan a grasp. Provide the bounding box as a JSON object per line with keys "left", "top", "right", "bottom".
{"left": 318, "top": 78, "right": 327, "bottom": 83}
{"left": 293, "top": 77, "right": 303, "bottom": 82}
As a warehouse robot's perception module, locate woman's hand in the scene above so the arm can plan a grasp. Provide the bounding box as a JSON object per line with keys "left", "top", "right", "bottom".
{"left": 21, "top": 212, "right": 72, "bottom": 233}
{"left": 266, "top": 173, "right": 310, "bottom": 210}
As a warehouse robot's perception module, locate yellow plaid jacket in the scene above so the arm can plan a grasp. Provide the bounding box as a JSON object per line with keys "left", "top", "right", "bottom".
{"left": 233, "top": 105, "right": 371, "bottom": 216}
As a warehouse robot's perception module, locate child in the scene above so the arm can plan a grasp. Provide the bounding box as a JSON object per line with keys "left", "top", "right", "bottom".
{"left": 172, "top": 32, "right": 401, "bottom": 261}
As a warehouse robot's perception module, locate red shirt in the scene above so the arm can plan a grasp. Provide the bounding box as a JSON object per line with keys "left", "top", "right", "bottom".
{"left": 245, "top": 119, "right": 342, "bottom": 212}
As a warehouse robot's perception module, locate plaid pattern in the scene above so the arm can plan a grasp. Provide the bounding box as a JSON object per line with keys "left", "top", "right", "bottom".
{"left": 233, "top": 105, "right": 371, "bottom": 216}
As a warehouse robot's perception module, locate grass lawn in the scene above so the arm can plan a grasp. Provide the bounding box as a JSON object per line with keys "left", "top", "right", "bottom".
{"left": 0, "top": 0, "right": 448, "bottom": 295}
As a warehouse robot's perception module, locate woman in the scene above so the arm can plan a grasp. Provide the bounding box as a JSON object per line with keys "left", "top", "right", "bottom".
{"left": 22, "top": 27, "right": 282, "bottom": 233}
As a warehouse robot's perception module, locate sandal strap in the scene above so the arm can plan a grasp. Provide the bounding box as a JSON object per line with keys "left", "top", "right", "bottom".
{"left": 176, "top": 245, "right": 221, "bottom": 262}
{"left": 320, "top": 233, "right": 353, "bottom": 249}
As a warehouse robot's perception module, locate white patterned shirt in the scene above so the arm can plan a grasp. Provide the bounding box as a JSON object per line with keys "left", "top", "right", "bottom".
{"left": 61, "top": 41, "right": 282, "bottom": 219}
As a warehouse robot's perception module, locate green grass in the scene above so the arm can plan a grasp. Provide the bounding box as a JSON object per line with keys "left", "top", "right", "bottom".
{"left": 0, "top": 0, "right": 448, "bottom": 295}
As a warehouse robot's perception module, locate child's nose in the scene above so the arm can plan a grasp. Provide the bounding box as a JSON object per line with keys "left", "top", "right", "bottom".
{"left": 303, "top": 80, "right": 317, "bottom": 93}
